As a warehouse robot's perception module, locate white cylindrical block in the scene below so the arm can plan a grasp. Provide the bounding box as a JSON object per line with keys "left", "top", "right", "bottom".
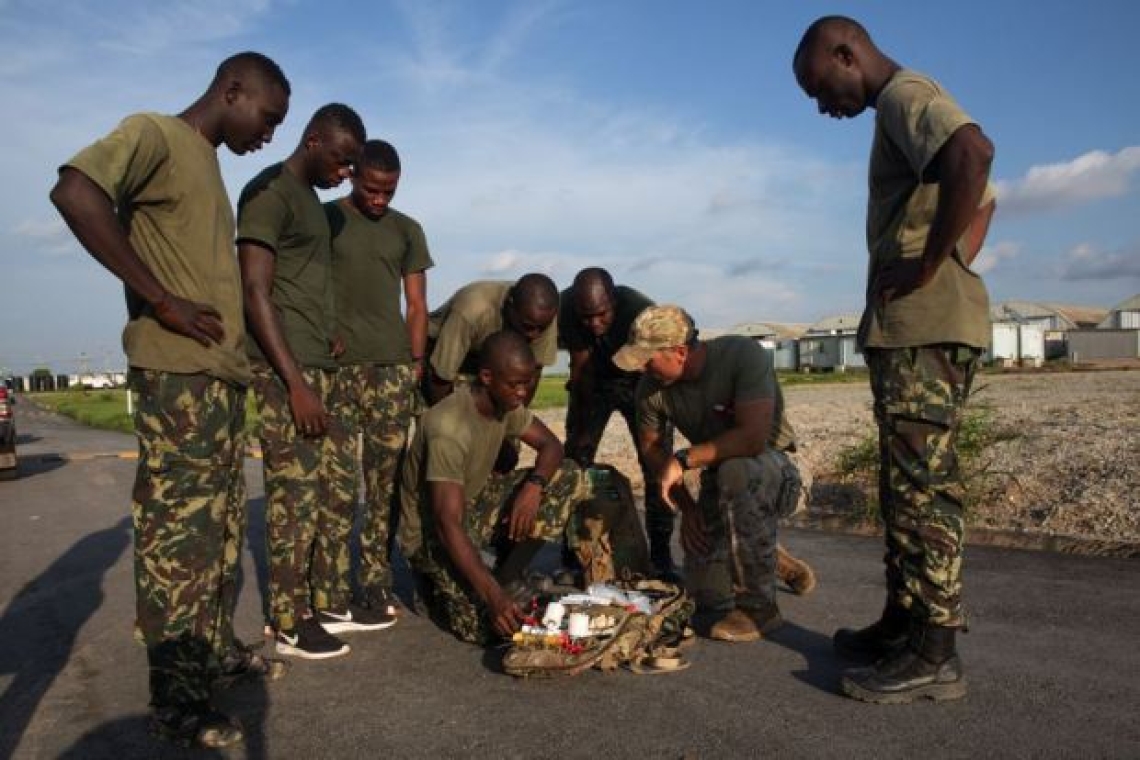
{"left": 567, "top": 612, "right": 590, "bottom": 638}
{"left": 541, "top": 601, "right": 566, "bottom": 630}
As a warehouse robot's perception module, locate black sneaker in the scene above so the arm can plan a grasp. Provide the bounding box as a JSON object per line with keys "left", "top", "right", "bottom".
{"left": 359, "top": 586, "right": 401, "bottom": 617}
{"left": 275, "top": 617, "right": 351, "bottom": 659}
{"left": 317, "top": 603, "right": 397, "bottom": 634}
{"left": 150, "top": 702, "right": 243, "bottom": 749}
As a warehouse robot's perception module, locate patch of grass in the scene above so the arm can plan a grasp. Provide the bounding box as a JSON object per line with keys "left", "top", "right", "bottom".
{"left": 531, "top": 375, "right": 568, "bottom": 409}
{"left": 778, "top": 369, "right": 870, "bottom": 387}
{"left": 833, "top": 395, "right": 1021, "bottom": 521}
{"left": 29, "top": 389, "right": 261, "bottom": 435}
{"left": 29, "top": 389, "right": 136, "bottom": 435}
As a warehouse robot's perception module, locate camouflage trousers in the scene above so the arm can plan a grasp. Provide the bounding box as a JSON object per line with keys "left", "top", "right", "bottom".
{"left": 565, "top": 379, "right": 676, "bottom": 561}
{"left": 129, "top": 369, "right": 247, "bottom": 710}
{"left": 328, "top": 363, "right": 418, "bottom": 593}
{"left": 866, "top": 345, "right": 980, "bottom": 628}
{"left": 251, "top": 363, "right": 355, "bottom": 630}
{"left": 416, "top": 461, "right": 646, "bottom": 645}
{"left": 684, "top": 452, "right": 790, "bottom": 613}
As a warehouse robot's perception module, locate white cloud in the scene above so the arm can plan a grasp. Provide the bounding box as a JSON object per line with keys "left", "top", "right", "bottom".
{"left": 1060, "top": 241, "right": 1140, "bottom": 281}
{"left": 995, "top": 146, "right": 1140, "bottom": 214}
{"left": 973, "top": 240, "right": 1022, "bottom": 274}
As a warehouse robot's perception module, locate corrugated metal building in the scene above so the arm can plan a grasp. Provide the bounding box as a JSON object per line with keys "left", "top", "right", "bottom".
{"left": 1098, "top": 294, "right": 1140, "bottom": 329}
{"left": 799, "top": 314, "right": 864, "bottom": 371}
{"left": 727, "top": 321, "right": 809, "bottom": 370}
{"left": 987, "top": 323, "right": 1045, "bottom": 366}
{"left": 1067, "top": 329, "right": 1140, "bottom": 361}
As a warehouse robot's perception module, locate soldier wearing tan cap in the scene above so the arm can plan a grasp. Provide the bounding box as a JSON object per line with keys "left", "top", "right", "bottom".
{"left": 614, "top": 305, "right": 814, "bottom": 642}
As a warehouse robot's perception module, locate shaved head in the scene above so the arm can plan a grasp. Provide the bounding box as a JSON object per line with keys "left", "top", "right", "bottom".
{"left": 571, "top": 267, "right": 615, "bottom": 306}
{"left": 511, "top": 273, "right": 559, "bottom": 312}
{"left": 481, "top": 330, "right": 536, "bottom": 374}
{"left": 793, "top": 16, "right": 871, "bottom": 69}
{"left": 211, "top": 51, "right": 291, "bottom": 96}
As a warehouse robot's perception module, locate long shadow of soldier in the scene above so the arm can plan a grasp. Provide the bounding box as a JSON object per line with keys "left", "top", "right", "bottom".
{"left": 0, "top": 516, "right": 131, "bottom": 759}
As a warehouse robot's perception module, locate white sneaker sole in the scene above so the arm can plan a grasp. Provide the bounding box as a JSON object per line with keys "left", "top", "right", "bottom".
{"left": 319, "top": 618, "right": 397, "bottom": 634}
{"left": 275, "top": 639, "right": 351, "bottom": 660}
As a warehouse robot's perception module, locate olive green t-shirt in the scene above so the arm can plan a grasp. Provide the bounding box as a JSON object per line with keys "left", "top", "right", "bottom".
{"left": 862, "top": 69, "right": 992, "bottom": 350}
{"left": 327, "top": 200, "right": 434, "bottom": 365}
{"left": 559, "top": 285, "right": 653, "bottom": 383}
{"left": 636, "top": 336, "right": 796, "bottom": 452}
{"left": 400, "top": 385, "right": 533, "bottom": 521}
{"left": 237, "top": 163, "right": 337, "bottom": 369}
{"left": 63, "top": 113, "right": 251, "bottom": 385}
{"left": 427, "top": 280, "right": 558, "bottom": 381}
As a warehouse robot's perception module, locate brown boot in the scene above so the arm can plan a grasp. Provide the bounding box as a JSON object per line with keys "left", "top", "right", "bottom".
{"left": 776, "top": 544, "right": 817, "bottom": 596}
{"left": 707, "top": 609, "right": 761, "bottom": 642}
{"left": 744, "top": 601, "right": 785, "bottom": 636}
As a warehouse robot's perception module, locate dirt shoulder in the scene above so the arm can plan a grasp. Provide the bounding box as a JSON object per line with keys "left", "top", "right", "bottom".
{"left": 532, "top": 369, "right": 1140, "bottom": 552}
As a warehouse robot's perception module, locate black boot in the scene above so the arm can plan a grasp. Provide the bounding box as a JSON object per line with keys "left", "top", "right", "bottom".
{"left": 840, "top": 622, "right": 967, "bottom": 704}
{"left": 833, "top": 603, "right": 910, "bottom": 663}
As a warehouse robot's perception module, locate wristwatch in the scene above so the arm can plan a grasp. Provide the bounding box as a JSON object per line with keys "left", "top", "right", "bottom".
{"left": 673, "top": 448, "right": 692, "bottom": 471}
{"left": 525, "top": 472, "right": 550, "bottom": 492}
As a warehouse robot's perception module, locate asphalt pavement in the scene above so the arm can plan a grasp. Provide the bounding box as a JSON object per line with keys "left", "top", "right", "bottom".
{"left": 1, "top": 400, "right": 1138, "bottom": 759}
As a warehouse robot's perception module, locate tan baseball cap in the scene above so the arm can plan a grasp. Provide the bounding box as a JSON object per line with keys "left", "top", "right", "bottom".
{"left": 612, "top": 304, "right": 695, "bottom": 372}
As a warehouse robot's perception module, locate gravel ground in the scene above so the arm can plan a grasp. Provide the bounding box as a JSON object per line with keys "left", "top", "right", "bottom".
{"left": 531, "top": 369, "right": 1140, "bottom": 546}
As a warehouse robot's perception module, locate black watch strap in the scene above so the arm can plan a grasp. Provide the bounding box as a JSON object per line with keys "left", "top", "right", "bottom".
{"left": 674, "top": 448, "right": 692, "bottom": 470}
{"left": 525, "top": 472, "right": 550, "bottom": 491}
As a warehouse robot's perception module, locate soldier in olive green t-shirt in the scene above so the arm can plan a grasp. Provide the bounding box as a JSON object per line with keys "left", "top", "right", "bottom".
{"left": 425, "top": 275, "right": 560, "bottom": 405}
{"left": 50, "top": 53, "right": 290, "bottom": 748}
{"left": 237, "top": 103, "right": 382, "bottom": 660}
{"left": 324, "top": 139, "right": 434, "bottom": 616}
{"left": 795, "top": 16, "right": 996, "bottom": 704}
{"left": 398, "top": 331, "right": 645, "bottom": 645}
{"left": 615, "top": 306, "right": 808, "bottom": 646}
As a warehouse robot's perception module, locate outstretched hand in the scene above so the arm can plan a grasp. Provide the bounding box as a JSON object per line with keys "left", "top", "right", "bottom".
{"left": 487, "top": 585, "right": 524, "bottom": 638}
{"left": 153, "top": 292, "right": 225, "bottom": 347}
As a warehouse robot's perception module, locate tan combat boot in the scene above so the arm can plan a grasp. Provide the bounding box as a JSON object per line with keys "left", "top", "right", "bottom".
{"left": 777, "top": 544, "right": 817, "bottom": 596}
{"left": 708, "top": 609, "right": 761, "bottom": 642}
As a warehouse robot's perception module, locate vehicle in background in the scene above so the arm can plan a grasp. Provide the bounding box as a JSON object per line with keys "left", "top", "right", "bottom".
{"left": 0, "top": 381, "right": 17, "bottom": 480}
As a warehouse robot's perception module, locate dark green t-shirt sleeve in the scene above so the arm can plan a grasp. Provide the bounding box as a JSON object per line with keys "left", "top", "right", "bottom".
{"left": 732, "top": 340, "right": 776, "bottom": 404}
{"left": 64, "top": 114, "right": 168, "bottom": 208}
{"left": 400, "top": 215, "right": 434, "bottom": 275}
{"left": 880, "top": 78, "right": 974, "bottom": 179}
{"left": 635, "top": 378, "right": 665, "bottom": 436}
{"left": 237, "top": 183, "right": 292, "bottom": 252}
{"left": 423, "top": 417, "right": 467, "bottom": 485}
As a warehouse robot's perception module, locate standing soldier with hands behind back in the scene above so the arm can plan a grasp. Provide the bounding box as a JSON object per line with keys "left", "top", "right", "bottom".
{"left": 794, "top": 15, "right": 996, "bottom": 703}
{"left": 50, "top": 53, "right": 290, "bottom": 748}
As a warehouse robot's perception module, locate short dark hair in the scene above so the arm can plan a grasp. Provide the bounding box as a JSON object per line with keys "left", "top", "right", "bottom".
{"left": 480, "top": 330, "right": 535, "bottom": 372}
{"left": 359, "top": 140, "right": 401, "bottom": 172}
{"left": 214, "top": 51, "right": 291, "bottom": 95}
{"left": 307, "top": 103, "right": 366, "bottom": 144}
{"left": 793, "top": 15, "right": 869, "bottom": 68}
{"left": 511, "top": 273, "right": 559, "bottom": 312}
{"left": 572, "top": 267, "right": 616, "bottom": 299}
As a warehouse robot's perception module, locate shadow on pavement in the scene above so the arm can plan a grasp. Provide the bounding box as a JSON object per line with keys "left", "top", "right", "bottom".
{"left": 5, "top": 453, "right": 67, "bottom": 481}
{"left": 0, "top": 517, "right": 131, "bottom": 759}
{"left": 766, "top": 620, "right": 844, "bottom": 694}
{"left": 56, "top": 714, "right": 224, "bottom": 760}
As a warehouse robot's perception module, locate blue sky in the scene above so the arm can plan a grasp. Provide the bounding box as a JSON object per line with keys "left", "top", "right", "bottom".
{"left": 2, "top": 0, "right": 1139, "bottom": 375}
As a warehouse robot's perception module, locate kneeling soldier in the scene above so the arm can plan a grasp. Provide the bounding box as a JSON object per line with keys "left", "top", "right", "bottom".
{"left": 398, "top": 331, "right": 645, "bottom": 644}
